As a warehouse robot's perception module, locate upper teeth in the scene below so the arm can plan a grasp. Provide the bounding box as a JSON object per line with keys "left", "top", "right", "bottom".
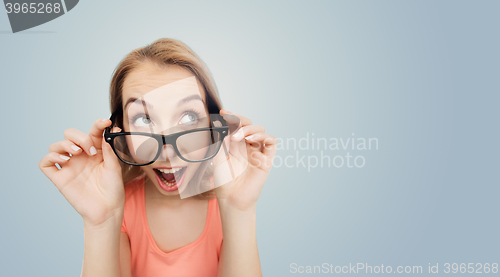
{"left": 157, "top": 168, "right": 182, "bottom": 174}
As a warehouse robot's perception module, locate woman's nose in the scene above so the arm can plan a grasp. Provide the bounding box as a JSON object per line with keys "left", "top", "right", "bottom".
{"left": 155, "top": 127, "right": 180, "bottom": 161}
{"left": 158, "top": 143, "right": 178, "bottom": 161}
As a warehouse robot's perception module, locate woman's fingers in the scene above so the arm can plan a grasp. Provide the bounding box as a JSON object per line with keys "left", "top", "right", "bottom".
{"left": 48, "top": 140, "right": 83, "bottom": 156}
{"left": 245, "top": 132, "right": 277, "bottom": 156}
{"left": 245, "top": 132, "right": 277, "bottom": 170}
{"left": 38, "top": 152, "right": 72, "bottom": 186}
{"left": 39, "top": 119, "right": 121, "bottom": 193}
{"left": 231, "top": 125, "right": 266, "bottom": 142}
{"left": 40, "top": 152, "right": 72, "bottom": 167}
{"left": 247, "top": 133, "right": 277, "bottom": 157}
{"left": 101, "top": 136, "right": 122, "bottom": 172}
{"left": 63, "top": 127, "right": 98, "bottom": 156}
{"left": 88, "top": 119, "right": 112, "bottom": 151}
{"left": 218, "top": 110, "right": 277, "bottom": 167}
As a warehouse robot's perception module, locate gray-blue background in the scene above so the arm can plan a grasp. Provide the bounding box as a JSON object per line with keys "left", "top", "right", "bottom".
{"left": 1, "top": 0, "right": 499, "bottom": 276}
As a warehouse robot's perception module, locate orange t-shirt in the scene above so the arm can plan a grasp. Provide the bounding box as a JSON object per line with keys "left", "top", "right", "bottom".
{"left": 121, "top": 176, "right": 223, "bottom": 277}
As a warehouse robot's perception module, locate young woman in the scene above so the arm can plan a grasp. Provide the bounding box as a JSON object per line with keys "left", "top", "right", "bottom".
{"left": 38, "top": 38, "right": 277, "bottom": 277}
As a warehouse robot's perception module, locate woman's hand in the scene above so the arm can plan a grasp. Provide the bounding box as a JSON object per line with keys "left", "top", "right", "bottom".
{"left": 213, "top": 110, "right": 277, "bottom": 212}
{"left": 39, "top": 119, "right": 125, "bottom": 228}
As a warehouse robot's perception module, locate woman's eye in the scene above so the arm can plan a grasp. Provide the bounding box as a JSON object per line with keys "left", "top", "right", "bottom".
{"left": 133, "top": 116, "right": 152, "bottom": 127}
{"left": 179, "top": 113, "right": 198, "bottom": 125}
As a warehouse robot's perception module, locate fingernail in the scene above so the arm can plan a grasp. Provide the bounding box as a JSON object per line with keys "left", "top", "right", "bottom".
{"left": 90, "top": 146, "right": 97, "bottom": 155}
{"left": 244, "top": 135, "right": 254, "bottom": 140}
{"left": 232, "top": 130, "right": 241, "bottom": 139}
{"left": 71, "top": 145, "right": 81, "bottom": 151}
{"left": 101, "top": 119, "right": 108, "bottom": 122}
{"left": 60, "top": 155, "right": 70, "bottom": 161}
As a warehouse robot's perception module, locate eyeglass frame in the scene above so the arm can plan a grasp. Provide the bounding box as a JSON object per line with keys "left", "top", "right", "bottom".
{"left": 103, "top": 110, "right": 229, "bottom": 166}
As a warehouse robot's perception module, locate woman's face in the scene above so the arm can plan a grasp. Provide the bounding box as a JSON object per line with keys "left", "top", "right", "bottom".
{"left": 121, "top": 62, "right": 209, "bottom": 197}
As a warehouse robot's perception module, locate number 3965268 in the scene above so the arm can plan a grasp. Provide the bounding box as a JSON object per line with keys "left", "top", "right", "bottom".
{"left": 5, "top": 3, "right": 62, "bottom": 14}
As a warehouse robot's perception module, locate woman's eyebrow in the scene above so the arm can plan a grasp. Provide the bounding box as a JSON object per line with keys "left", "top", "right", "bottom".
{"left": 123, "top": 94, "right": 203, "bottom": 110}
{"left": 124, "top": 97, "right": 152, "bottom": 110}
{"left": 178, "top": 94, "right": 204, "bottom": 105}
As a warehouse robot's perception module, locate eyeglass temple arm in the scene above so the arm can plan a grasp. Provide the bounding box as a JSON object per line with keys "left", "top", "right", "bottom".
{"left": 210, "top": 113, "right": 228, "bottom": 127}
{"left": 104, "top": 110, "right": 120, "bottom": 135}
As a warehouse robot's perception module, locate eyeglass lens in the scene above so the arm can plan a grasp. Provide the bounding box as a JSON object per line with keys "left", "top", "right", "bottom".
{"left": 111, "top": 129, "right": 222, "bottom": 165}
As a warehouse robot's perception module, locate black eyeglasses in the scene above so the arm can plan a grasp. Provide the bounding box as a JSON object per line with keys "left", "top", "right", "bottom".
{"left": 103, "top": 112, "right": 229, "bottom": 166}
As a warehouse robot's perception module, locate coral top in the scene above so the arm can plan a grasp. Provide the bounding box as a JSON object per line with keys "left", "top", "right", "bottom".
{"left": 120, "top": 176, "right": 223, "bottom": 277}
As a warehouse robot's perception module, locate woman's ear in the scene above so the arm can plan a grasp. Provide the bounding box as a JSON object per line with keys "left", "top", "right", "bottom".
{"left": 212, "top": 119, "right": 222, "bottom": 127}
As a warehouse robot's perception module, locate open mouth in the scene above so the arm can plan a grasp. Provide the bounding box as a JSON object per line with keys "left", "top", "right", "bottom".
{"left": 153, "top": 167, "right": 187, "bottom": 192}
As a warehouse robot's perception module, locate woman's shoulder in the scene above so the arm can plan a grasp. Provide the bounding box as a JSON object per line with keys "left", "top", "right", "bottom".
{"left": 121, "top": 175, "right": 146, "bottom": 235}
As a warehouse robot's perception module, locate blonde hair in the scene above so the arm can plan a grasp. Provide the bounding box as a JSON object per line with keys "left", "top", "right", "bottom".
{"left": 109, "top": 38, "right": 221, "bottom": 198}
